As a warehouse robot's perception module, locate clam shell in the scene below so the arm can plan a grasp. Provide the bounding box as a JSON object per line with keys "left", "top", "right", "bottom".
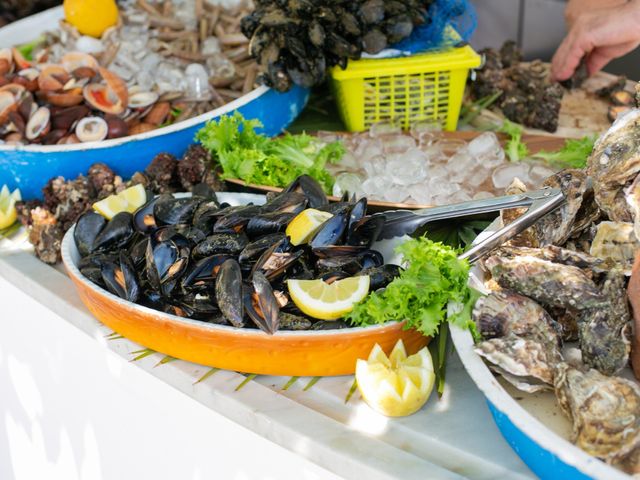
{"left": 75, "top": 116, "right": 108, "bottom": 143}
{"left": 61, "top": 52, "right": 99, "bottom": 73}
{"left": 128, "top": 91, "right": 159, "bottom": 109}
{"left": 99, "top": 67, "right": 128, "bottom": 107}
{"left": 38, "top": 65, "right": 70, "bottom": 92}
{"left": 0, "top": 90, "right": 17, "bottom": 124}
{"left": 83, "top": 83, "right": 125, "bottom": 115}
{"left": 25, "top": 106, "right": 51, "bottom": 140}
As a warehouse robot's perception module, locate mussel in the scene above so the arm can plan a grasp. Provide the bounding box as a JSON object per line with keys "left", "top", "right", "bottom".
{"left": 74, "top": 210, "right": 107, "bottom": 256}
{"left": 245, "top": 271, "right": 280, "bottom": 334}
{"left": 101, "top": 251, "right": 140, "bottom": 303}
{"left": 92, "top": 212, "right": 135, "bottom": 253}
{"left": 216, "top": 259, "right": 245, "bottom": 327}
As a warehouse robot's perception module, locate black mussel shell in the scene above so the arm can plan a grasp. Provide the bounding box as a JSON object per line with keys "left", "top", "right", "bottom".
{"left": 180, "top": 291, "right": 219, "bottom": 315}
{"left": 129, "top": 236, "right": 149, "bottom": 269}
{"left": 213, "top": 205, "right": 262, "bottom": 233}
{"left": 191, "top": 183, "right": 219, "bottom": 202}
{"left": 154, "top": 195, "right": 202, "bottom": 226}
{"left": 192, "top": 199, "right": 222, "bottom": 232}
{"left": 348, "top": 198, "right": 367, "bottom": 234}
{"left": 215, "top": 259, "right": 245, "bottom": 327}
{"left": 252, "top": 237, "right": 303, "bottom": 281}
{"left": 101, "top": 252, "right": 140, "bottom": 303}
{"left": 133, "top": 197, "right": 159, "bottom": 233}
{"left": 283, "top": 175, "right": 328, "bottom": 208}
{"left": 361, "top": 264, "right": 402, "bottom": 291}
{"left": 74, "top": 211, "right": 107, "bottom": 257}
{"left": 312, "top": 245, "right": 366, "bottom": 258}
{"left": 246, "top": 212, "right": 295, "bottom": 237}
{"left": 316, "top": 249, "right": 383, "bottom": 275}
{"left": 192, "top": 233, "right": 249, "bottom": 259}
{"left": 93, "top": 212, "right": 135, "bottom": 253}
{"left": 310, "top": 211, "right": 349, "bottom": 248}
{"left": 260, "top": 191, "right": 308, "bottom": 214}
{"left": 347, "top": 215, "right": 384, "bottom": 248}
{"left": 311, "top": 320, "right": 349, "bottom": 330}
{"left": 181, "top": 254, "right": 234, "bottom": 291}
{"left": 245, "top": 272, "right": 280, "bottom": 334}
{"left": 279, "top": 312, "right": 313, "bottom": 331}
{"left": 145, "top": 237, "right": 189, "bottom": 294}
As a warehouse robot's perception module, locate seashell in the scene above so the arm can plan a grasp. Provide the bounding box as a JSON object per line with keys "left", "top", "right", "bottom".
{"left": 0, "top": 48, "right": 13, "bottom": 67}
{"left": 75, "top": 116, "right": 108, "bottom": 143}
{"left": 16, "top": 68, "right": 40, "bottom": 91}
{"left": 98, "top": 67, "right": 128, "bottom": 107}
{"left": 41, "top": 129, "right": 68, "bottom": 145}
{"left": 83, "top": 83, "right": 125, "bottom": 115}
{"left": 16, "top": 92, "right": 34, "bottom": 121}
{"left": 25, "top": 106, "right": 51, "bottom": 140}
{"left": 0, "top": 83, "right": 26, "bottom": 98}
{"left": 7, "top": 111, "right": 25, "bottom": 134}
{"left": 129, "top": 122, "right": 156, "bottom": 135}
{"left": 0, "top": 76, "right": 9, "bottom": 88}
{"left": 72, "top": 66, "right": 96, "bottom": 80}
{"left": 52, "top": 105, "right": 90, "bottom": 131}
{"left": 61, "top": 52, "right": 99, "bottom": 73}
{"left": 4, "top": 132, "right": 24, "bottom": 144}
{"left": 104, "top": 115, "right": 129, "bottom": 139}
{"left": 0, "top": 59, "right": 11, "bottom": 76}
{"left": 18, "top": 68, "right": 39, "bottom": 81}
{"left": 46, "top": 91, "right": 85, "bottom": 107}
{"left": 0, "top": 90, "right": 17, "bottom": 124}
{"left": 38, "top": 65, "right": 70, "bottom": 92}
{"left": 11, "top": 48, "right": 31, "bottom": 70}
{"left": 143, "top": 101, "right": 170, "bottom": 126}
{"left": 128, "top": 91, "right": 159, "bottom": 109}
{"left": 57, "top": 133, "right": 80, "bottom": 145}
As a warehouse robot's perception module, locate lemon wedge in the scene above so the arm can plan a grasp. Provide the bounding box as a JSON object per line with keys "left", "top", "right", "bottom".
{"left": 287, "top": 276, "right": 370, "bottom": 320}
{"left": 356, "top": 340, "right": 435, "bottom": 417}
{"left": 64, "top": 0, "right": 119, "bottom": 38}
{"left": 0, "top": 185, "right": 21, "bottom": 230}
{"left": 93, "top": 184, "right": 146, "bottom": 220}
{"left": 286, "top": 208, "right": 333, "bottom": 246}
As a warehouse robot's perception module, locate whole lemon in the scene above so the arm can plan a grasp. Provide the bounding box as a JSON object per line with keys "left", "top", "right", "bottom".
{"left": 64, "top": 0, "right": 119, "bottom": 38}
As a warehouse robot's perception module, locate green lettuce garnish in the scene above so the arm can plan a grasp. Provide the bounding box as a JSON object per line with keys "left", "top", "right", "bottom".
{"left": 500, "top": 119, "right": 529, "bottom": 162}
{"left": 532, "top": 134, "right": 597, "bottom": 169}
{"left": 196, "top": 112, "right": 344, "bottom": 193}
{"left": 346, "top": 237, "right": 479, "bottom": 338}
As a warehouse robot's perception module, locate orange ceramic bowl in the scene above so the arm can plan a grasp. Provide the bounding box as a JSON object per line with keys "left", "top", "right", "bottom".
{"left": 61, "top": 194, "right": 427, "bottom": 376}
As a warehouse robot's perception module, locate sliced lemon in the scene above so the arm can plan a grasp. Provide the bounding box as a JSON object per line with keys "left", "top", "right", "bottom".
{"left": 356, "top": 340, "right": 435, "bottom": 417}
{"left": 286, "top": 209, "right": 333, "bottom": 246}
{"left": 93, "top": 184, "right": 146, "bottom": 220}
{"left": 0, "top": 185, "right": 21, "bottom": 230}
{"left": 287, "top": 276, "right": 370, "bottom": 320}
{"left": 64, "top": 0, "right": 119, "bottom": 38}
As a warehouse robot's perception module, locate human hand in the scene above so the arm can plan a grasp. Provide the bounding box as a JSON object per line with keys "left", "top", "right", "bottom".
{"left": 551, "top": 0, "right": 640, "bottom": 81}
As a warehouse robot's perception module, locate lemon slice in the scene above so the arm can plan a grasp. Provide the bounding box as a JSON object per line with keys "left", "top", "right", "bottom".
{"left": 0, "top": 185, "right": 21, "bottom": 230}
{"left": 356, "top": 340, "right": 435, "bottom": 417}
{"left": 93, "top": 184, "right": 146, "bottom": 219}
{"left": 287, "top": 276, "right": 370, "bottom": 320}
{"left": 64, "top": 0, "right": 119, "bottom": 38}
{"left": 286, "top": 209, "right": 333, "bottom": 246}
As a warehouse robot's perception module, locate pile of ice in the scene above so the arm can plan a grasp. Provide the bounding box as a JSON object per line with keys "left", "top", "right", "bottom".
{"left": 322, "top": 124, "right": 556, "bottom": 206}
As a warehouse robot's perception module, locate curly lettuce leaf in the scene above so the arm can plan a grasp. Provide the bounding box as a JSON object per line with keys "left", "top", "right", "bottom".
{"left": 500, "top": 119, "right": 529, "bottom": 162}
{"left": 346, "top": 237, "right": 477, "bottom": 337}
{"left": 532, "top": 134, "right": 596, "bottom": 169}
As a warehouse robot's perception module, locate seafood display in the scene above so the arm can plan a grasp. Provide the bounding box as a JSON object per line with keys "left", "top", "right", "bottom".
{"left": 17, "top": 145, "right": 222, "bottom": 263}
{"left": 323, "top": 128, "right": 557, "bottom": 205}
{"left": 241, "top": 0, "right": 434, "bottom": 91}
{"left": 472, "top": 109, "right": 640, "bottom": 473}
{"left": 0, "top": 0, "right": 260, "bottom": 145}
{"left": 72, "top": 174, "right": 402, "bottom": 332}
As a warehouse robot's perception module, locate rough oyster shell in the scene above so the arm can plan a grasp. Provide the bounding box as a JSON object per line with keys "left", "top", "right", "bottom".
{"left": 588, "top": 109, "right": 640, "bottom": 222}
{"left": 485, "top": 255, "right": 606, "bottom": 311}
{"left": 579, "top": 270, "right": 631, "bottom": 376}
{"left": 501, "top": 178, "right": 538, "bottom": 247}
{"left": 554, "top": 362, "right": 640, "bottom": 464}
{"left": 496, "top": 245, "right": 604, "bottom": 273}
{"left": 590, "top": 221, "right": 640, "bottom": 273}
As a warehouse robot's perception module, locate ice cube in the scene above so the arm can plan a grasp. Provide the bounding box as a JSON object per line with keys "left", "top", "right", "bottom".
{"left": 468, "top": 132, "right": 501, "bottom": 159}
{"left": 333, "top": 173, "right": 364, "bottom": 198}
{"left": 491, "top": 163, "right": 532, "bottom": 190}
{"left": 449, "top": 190, "right": 472, "bottom": 203}
{"left": 184, "top": 63, "right": 212, "bottom": 101}
{"left": 383, "top": 188, "right": 410, "bottom": 204}
{"left": 473, "top": 191, "right": 494, "bottom": 200}
{"left": 434, "top": 138, "right": 467, "bottom": 155}
{"left": 447, "top": 151, "right": 477, "bottom": 183}
{"left": 528, "top": 163, "right": 557, "bottom": 186}
{"left": 369, "top": 122, "right": 402, "bottom": 138}
{"left": 382, "top": 135, "right": 417, "bottom": 155}
{"left": 75, "top": 35, "right": 104, "bottom": 54}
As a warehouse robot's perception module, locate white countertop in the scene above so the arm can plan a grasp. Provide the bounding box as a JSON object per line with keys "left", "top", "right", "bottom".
{"left": 0, "top": 236, "right": 535, "bottom": 480}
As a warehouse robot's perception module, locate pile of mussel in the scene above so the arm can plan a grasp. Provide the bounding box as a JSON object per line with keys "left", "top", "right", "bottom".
{"left": 73, "top": 175, "right": 401, "bottom": 333}
{"left": 0, "top": 49, "right": 169, "bottom": 145}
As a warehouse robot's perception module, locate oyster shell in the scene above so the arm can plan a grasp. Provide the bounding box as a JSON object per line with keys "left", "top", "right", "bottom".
{"left": 496, "top": 245, "right": 604, "bottom": 273}
{"left": 486, "top": 255, "right": 606, "bottom": 310}
{"left": 501, "top": 178, "right": 539, "bottom": 247}
{"left": 554, "top": 362, "right": 640, "bottom": 464}
{"left": 579, "top": 270, "right": 631, "bottom": 376}
{"left": 626, "top": 174, "right": 640, "bottom": 242}
{"left": 588, "top": 109, "right": 640, "bottom": 222}
{"left": 532, "top": 169, "right": 589, "bottom": 246}
{"left": 475, "top": 335, "right": 557, "bottom": 392}
{"left": 590, "top": 221, "right": 640, "bottom": 273}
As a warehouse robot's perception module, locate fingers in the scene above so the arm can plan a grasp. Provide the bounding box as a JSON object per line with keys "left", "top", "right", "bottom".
{"left": 551, "top": 30, "right": 592, "bottom": 81}
{"left": 586, "top": 40, "right": 640, "bottom": 75}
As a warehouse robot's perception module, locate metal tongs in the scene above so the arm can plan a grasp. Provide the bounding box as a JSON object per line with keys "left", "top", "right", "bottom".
{"left": 373, "top": 187, "right": 566, "bottom": 264}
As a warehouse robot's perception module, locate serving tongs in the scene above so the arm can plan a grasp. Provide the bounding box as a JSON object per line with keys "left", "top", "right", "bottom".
{"left": 373, "top": 187, "right": 566, "bottom": 264}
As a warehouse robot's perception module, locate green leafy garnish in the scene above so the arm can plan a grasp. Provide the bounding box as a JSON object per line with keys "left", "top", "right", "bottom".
{"left": 532, "top": 134, "right": 597, "bottom": 169}
{"left": 16, "top": 36, "right": 45, "bottom": 61}
{"left": 196, "top": 112, "right": 344, "bottom": 193}
{"left": 458, "top": 90, "right": 503, "bottom": 128}
{"left": 346, "top": 237, "right": 478, "bottom": 337}
{"left": 499, "top": 119, "right": 529, "bottom": 162}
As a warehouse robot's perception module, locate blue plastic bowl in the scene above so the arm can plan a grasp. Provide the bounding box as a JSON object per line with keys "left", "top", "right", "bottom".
{"left": 0, "top": 8, "right": 310, "bottom": 199}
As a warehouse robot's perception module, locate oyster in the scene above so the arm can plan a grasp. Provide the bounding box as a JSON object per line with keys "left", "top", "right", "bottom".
{"left": 626, "top": 174, "right": 640, "bottom": 242}
{"left": 475, "top": 335, "right": 558, "bottom": 392}
{"left": 501, "top": 178, "right": 538, "bottom": 247}
{"left": 588, "top": 109, "right": 640, "bottom": 222}
{"left": 485, "top": 255, "right": 606, "bottom": 311}
{"left": 554, "top": 362, "right": 640, "bottom": 465}
{"left": 532, "top": 169, "right": 589, "bottom": 246}
{"left": 579, "top": 270, "right": 631, "bottom": 376}
{"left": 496, "top": 245, "right": 604, "bottom": 273}
{"left": 590, "top": 221, "right": 640, "bottom": 272}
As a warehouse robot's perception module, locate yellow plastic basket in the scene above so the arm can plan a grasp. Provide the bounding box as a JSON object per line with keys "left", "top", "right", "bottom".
{"left": 329, "top": 34, "right": 481, "bottom": 132}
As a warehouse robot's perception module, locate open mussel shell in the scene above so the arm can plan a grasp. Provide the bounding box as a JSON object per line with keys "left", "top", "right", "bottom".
{"left": 252, "top": 237, "right": 302, "bottom": 281}
{"left": 316, "top": 249, "right": 384, "bottom": 275}
{"left": 310, "top": 210, "right": 349, "bottom": 248}
{"left": 154, "top": 195, "right": 202, "bottom": 226}
{"left": 245, "top": 271, "right": 280, "bottom": 334}
{"left": 283, "top": 174, "right": 328, "bottom": 208}
{"left": 260, "top": 191, "right": 308, "bottom": 214}
{"left": 74, "top": 210, "right": 107, "bottom": 257}
{"left": 216, "top": 259, "right": 245, "bottom": 327}
{"left": 213, "top": 205, "right": 262, "bottom": 233}
{"left": 145, "top": 235, "right": 190, "bottom": 296}
{"left": 238, "top": 233, "right": 287, "bottom": 266}
{"left": 181, "top": 254, "right": 234, "bottom": 292}
{"left": 101, "top": 251, "right": 140, "bottom": 303}
{"left": 133, "top": 196, "right": 159, "bottom": 233}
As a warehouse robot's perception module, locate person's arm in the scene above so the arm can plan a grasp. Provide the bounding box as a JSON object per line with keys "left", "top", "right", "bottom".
{"left": 551, "top": 0, "right": 640, "bottom": 81}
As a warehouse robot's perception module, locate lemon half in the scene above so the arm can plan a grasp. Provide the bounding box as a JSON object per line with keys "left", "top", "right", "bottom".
{"left": 287, "top": 275, "right": 370, "bottom": 320}
{"left": 0, "top": 185, "right": 21, "bottom": 230}
{"left": 356, "top": 340, "right": 435, "bottom": 417}
{"left": 93, "top": 184, "right": 146, "bottom": 220}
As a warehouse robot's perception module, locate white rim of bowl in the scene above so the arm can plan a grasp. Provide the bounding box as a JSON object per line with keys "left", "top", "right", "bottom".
{"left": 60, "top": 192, "right": 401, "bottom": 338}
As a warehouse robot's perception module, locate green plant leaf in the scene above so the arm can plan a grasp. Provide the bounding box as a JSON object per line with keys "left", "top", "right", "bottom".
{"left": 282, "top": 376, "right": 299, "bottom": 391}
{"left": 345, "top": 379, "right": 358, "bottom": 404}
{"left": 155, "top": 355, "right": 177, "bottom": 367}
{"left": 131, "top": 348, "right": 156, "bottom": 362}
{"left": 194, "top": 367, "right": 220, "bottom": 384}
{"left": 303, "top": 377, "right": 321, "bottom": 391}
{"left": 235, "top": 373, "right": 258, "bottom": 391}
